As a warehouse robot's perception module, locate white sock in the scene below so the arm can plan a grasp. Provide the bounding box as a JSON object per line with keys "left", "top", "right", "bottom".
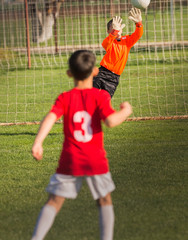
{"left": 31, "top": 204, "right": 57, "bottom": 240}
{"left": 99, "top": 205, "right": 115, "bottom": 240}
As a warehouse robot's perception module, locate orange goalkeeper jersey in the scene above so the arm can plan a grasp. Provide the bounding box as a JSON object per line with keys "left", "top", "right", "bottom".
{"left": 100, "top": 23, "right": 143, "bottom": 75}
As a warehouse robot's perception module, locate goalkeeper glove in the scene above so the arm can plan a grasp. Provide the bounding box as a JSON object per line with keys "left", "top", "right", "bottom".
{"left": 111, "top": 16, "right": 125, "bottom": 36}
{"left": 128, "top": 8, "right": 142, "bottom": 23}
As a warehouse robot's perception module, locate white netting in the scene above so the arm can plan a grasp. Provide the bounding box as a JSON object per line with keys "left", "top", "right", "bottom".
{"left": 0, "top": 0, "right": 188, "bottom": 124}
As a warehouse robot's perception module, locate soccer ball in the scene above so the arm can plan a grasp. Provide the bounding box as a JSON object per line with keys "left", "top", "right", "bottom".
{"left": 131, "top": 0, "right": 151, "bottom": 9}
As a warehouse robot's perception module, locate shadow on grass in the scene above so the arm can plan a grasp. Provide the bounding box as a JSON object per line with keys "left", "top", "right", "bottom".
{"left": 0, "top": 132, "right": 60, "bottom": 136}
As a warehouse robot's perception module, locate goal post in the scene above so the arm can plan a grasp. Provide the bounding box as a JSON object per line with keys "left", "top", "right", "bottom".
{"left": 24, "top": 0, "right": 31, "bottom": 69}
{"left": 0, "top": 0, "right": 188, "bottom": 125}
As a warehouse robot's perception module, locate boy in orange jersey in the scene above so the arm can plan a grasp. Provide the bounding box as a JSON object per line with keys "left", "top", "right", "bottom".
{"left": 93, "top": 8, "right": 143, "bottom": 98}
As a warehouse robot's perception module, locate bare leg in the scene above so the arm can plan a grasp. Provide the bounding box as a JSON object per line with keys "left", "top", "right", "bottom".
{"left": 51, "top": 0, "right": 64, "bottom": 18}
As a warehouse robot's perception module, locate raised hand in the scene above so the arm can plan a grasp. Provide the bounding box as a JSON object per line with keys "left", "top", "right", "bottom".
{"left": 128, "top": 8, "right": 142, "bottom": 23}
{"left": 112, "top": 16, "right": 125, "bottom": 31}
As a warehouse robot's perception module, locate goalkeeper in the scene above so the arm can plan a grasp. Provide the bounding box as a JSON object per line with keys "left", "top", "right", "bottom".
{"left": 93, "top": 8, "right": 143, "bottom": 98}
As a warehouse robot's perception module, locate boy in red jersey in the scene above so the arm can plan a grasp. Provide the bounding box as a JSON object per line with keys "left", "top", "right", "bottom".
{"left": 31, "top": 50, "right": 132, "bottom": 240}
{"left": 93, "top": 8, "right": 143, "bottom": 98}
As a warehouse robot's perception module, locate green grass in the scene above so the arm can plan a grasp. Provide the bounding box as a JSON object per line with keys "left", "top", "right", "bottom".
{"left": 0, "top": 4, "right": 187, "bottom": 123}
{"left": 0, "top": 51, "right": 188, "bottom": 123}
{"left": 0, "top": 119, "right": 187, "bottom": 240}
{"left": 0, "top": 3, "right": 188, "bottom": 240}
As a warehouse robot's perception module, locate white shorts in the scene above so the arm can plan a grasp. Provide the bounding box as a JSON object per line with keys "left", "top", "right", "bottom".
{"left": 46, "top": 172, "right": 115, "bottom": 200}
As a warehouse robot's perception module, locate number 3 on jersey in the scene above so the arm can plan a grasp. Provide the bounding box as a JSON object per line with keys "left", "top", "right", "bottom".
{"left": 73, "top": 111, "right": 93, "bottom": 143}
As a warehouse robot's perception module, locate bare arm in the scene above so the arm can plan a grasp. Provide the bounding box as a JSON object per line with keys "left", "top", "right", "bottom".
{"left": 32, "top": 112, "right": 57, "bottom": 160}
{"left": 37, "top": 10, "right": 43, "bottom": 26}
{"left": 104, "top": 102, "right": 132, "bottom": 128}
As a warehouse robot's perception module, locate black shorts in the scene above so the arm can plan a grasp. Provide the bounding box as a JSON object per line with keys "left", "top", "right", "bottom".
{"left": 93, "top": 66, "right": 120, "bottom": 98}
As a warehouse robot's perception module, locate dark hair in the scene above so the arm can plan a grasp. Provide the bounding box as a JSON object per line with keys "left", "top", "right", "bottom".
{"left": 107, "top": 19, "right": 113, "bottom": 31}
{"left": 69, "top": 50, "right": 96, "bottom": 80}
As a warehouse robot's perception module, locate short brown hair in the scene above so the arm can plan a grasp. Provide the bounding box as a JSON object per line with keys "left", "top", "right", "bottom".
{"left": 107, "top": 19, "right": 113, "bottom": 31}
{"left": 69, "top": 50, "right": 96, "bottom": 80}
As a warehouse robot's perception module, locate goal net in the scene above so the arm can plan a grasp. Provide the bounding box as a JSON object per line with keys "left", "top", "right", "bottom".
{"left": 0, "top": 0, "right": 188, "bottom": 124}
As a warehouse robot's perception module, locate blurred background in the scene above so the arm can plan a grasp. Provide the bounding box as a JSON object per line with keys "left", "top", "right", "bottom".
{"left": 0, "top": 0, "right": 187, "bottom": 123}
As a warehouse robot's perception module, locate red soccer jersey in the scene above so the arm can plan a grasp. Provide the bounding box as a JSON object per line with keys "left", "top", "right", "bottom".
{"left": 50, "top": 88, "right": 115, "bottom": 176}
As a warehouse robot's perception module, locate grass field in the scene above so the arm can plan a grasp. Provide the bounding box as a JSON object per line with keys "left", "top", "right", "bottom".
{"left": 0, "top": 4, "right": 187, "bottom": 239}
{"left": 0, "top": 119, "right": 187, "bottom": 240}
{"left": 0, "top": 4, "right": 187, "bottom": 123}
{"left": 0, "top": 50, "right": 188, "bottom": 123}
{"left": 0, "top": 50, "right": 187, "bottom": 239}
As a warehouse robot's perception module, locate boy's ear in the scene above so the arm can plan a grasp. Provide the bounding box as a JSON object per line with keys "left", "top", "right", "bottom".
{"left": 93, "top": 67, "right": 99, "bottom": 77}
{"left": 67, "top": 69, "right": 72, "bottom": 77}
